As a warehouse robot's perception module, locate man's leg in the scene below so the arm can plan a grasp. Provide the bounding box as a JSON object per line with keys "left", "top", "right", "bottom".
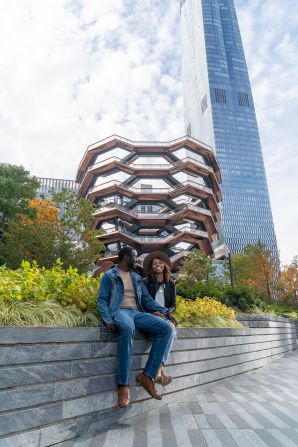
{"left": 134, "top": 312, "right": 174, "bottom": 380}
{"left": 113, "top": 309, "right": 135, "bottom": 385}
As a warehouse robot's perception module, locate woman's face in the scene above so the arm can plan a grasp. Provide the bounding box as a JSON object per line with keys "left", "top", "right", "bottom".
{"left": 151, "top": 258, "right": 165, "bottom": 274}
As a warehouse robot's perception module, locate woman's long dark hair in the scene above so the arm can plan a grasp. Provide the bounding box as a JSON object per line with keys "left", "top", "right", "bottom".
{"left": 147, "top": 257, "right": 171, "bottom": 283}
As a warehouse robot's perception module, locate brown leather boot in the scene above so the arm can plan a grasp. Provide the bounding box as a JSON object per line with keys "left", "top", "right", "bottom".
{"left": 118, "top": 385, "right": 130, "bottom": 408}
{"left": 136, "top": 372, "right": 162, "bottom": 400}
{"left": 155, "top": 370, "right": 172, "bottom": 387}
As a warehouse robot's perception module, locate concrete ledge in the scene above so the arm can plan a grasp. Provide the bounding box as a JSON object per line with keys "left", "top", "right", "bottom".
{"left": 0, "top": 317, "right": 296, "bottom": 446}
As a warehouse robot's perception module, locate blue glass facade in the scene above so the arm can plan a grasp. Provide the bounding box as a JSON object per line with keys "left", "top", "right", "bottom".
{"left": 180, "top": 0, "right": 278, "bottom": 253}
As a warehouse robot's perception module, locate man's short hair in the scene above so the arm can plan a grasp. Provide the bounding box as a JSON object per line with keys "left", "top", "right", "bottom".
{"left": 118, "top": 246, "right": 134, "bottom": 261}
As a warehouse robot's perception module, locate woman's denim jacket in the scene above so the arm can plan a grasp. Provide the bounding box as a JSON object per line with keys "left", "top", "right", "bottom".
{"left": 97, "top": 266, "right": 168, "bottom": 325}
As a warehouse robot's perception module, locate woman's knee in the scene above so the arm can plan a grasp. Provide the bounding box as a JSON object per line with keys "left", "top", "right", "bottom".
{"left": 162, "top": 320, "right": 175, "bottom": 337}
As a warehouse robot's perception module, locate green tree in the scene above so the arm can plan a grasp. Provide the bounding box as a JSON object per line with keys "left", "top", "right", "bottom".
{"left": 178, "top": 249, "right": 215, "bottom": 285}
{"left": 51, "top": 189, "right": 105, "bottom": 272}
{"left": 0, "top": 192, "right": 105, "bottom": 272}
{"left": 232, "top": 242, "right": 280, "bottom": 302}
{"left": 0, "top": 215, "right": 61, "bottom": 269}
{"left": 0, "top": 164, "right": 39, "bottom": 225}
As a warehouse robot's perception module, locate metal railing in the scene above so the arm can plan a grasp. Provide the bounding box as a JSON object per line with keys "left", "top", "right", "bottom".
{"left": 88, "top": 179, "right": 212, "bottom": 196}
{"left": 93, "top": 202, "right": 212, "bottom": 219}
{"left": 100, "top": 226, "right": 208, "bottom": 242}
{"left": 87, "top": 155, "right": 210, "bottom": 173}
{"left": 86, "top": 134, "right": 214, "bottom": 153}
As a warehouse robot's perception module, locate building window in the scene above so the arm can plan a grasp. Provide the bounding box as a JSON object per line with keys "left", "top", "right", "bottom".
{"left": 238, "top": 92, "right": 249, "bottom": 107}
{"left": 201, "top": 94, "right": 208, "bottom": 114}
{"left": 215, "top": 88, "right": 227, "bottom": 103}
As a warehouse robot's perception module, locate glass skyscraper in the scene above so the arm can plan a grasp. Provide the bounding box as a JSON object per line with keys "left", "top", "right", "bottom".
{"left": 180, "top": 0, "right": 277, "bottom": 253}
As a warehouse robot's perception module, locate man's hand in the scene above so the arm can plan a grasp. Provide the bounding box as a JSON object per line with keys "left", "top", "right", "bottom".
{"left": 153, "top": 311, "right": 166, "bottom": 319}
{"left": 107, "top": 324, "right": 118, "bottom": 334}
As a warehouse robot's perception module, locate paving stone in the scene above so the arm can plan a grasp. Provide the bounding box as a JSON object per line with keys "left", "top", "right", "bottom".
{"left": 55, "top": 350, "right": 298, "bottom": 446}
{"left": 0, "top": 322, "right": 297, "bottom": 446}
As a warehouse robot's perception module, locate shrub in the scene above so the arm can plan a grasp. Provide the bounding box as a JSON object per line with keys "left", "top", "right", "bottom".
{"left": 173, "top": 295, "right": 243, "bottom": 328}
{"left": 176, "top": 280, "right": 266, "bottom": 313}
{"left": 219, "top": 285, "right": 267, "bottom": 313}
{"left": 0, "top": 260, "right": 99, "bottom": 310}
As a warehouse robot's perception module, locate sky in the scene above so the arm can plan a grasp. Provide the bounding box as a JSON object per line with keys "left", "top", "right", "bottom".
{"left": 0, "top": 0, "right": 297, "bottom": 265}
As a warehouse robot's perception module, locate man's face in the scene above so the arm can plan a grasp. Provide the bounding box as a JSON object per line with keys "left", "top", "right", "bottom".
{"left": 127, "top": 250, "right": 137, "bottom": 269}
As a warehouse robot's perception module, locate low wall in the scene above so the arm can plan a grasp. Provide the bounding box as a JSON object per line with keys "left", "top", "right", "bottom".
{"left": 0, "top": 317, "right": 296, "bottom": 447}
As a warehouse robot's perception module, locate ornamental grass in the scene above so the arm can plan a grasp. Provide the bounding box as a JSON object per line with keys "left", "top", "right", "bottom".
{"left": 0, "top": 300, "right": 99, "bottom": 327}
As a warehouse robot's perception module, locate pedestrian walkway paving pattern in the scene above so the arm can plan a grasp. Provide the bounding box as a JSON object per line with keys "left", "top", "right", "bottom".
{"left": 58, "top": 349, "right": 298, "bottom": 447}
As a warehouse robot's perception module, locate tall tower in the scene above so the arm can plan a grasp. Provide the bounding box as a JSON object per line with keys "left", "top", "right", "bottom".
{"left": 180, "top": 0, "right": 278, "bottom": 254}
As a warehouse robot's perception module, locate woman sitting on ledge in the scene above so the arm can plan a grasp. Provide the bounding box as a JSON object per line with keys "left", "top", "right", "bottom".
{"left": 143, "top": 252, "right": 177, "bottom": 387}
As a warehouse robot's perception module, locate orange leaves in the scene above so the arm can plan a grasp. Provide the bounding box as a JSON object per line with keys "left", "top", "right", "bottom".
{"left": 279, "top": 256, "right": 298, "bottom": 301}
{"left": 232, "top": 243, "right": 280, "bottom": 302}
{"left": 29, "top": 198, "right": 58, "bottom": 224}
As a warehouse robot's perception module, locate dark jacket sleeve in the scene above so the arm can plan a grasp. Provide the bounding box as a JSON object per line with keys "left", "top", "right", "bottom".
{"left": 167, "top": 280, "right": 176, "bottom": 313}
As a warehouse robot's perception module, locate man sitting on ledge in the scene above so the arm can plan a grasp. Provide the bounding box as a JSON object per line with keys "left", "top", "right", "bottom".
{"left": 98, "top": 246, "right": 175, "bottom": 408}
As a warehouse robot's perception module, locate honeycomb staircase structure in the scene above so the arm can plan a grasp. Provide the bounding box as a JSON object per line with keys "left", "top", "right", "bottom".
{"left": 76, "top": 135, "right": 224, "bottom": 265}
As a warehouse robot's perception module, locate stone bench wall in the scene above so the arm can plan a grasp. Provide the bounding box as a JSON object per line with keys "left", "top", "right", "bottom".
{"left": 0, "top": 317, "right": 296, "bottom": 447}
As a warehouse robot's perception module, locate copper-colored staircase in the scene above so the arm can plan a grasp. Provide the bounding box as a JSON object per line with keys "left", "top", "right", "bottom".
{"left": 76, "top": 135, "right": 224, "bottom": 264}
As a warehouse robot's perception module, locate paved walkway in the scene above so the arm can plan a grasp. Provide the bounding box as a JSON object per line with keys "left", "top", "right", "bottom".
{"left": 59, "top": 349, "right": 298, "bottom": 447}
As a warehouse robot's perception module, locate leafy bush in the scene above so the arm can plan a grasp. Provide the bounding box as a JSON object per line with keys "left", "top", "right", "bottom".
{"left": 173, "top": 295, "right": 243, "bottom": 328}
{"left": 0, "top": 300, "right": 99, "bottom": 327}
{"left": 177, "top": 280, "right": 266, "bottom": 313}
{"left": 219, "top": 285, "right": 267, "bottom": 313}
{"left": 0, "top": 260, "right": 99, "bottom": 310}
{"left": 177, "top": 280, "right": 224, "bottom": 301}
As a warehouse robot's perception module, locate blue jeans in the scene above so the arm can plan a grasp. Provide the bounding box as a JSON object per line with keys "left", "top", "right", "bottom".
{"left": 162, "top": 320, "right": 176, "bottom": 365}
{"left": 113, "top": 308, "right": 175, "bottom": 385}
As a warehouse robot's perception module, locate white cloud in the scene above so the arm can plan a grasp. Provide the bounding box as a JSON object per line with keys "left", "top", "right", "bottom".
{"left": 0, "top": 0, "right": 297, "bottom": 264}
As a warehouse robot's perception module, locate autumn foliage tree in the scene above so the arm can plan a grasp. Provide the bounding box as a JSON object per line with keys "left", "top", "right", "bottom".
{"left": 0, "top": 200, "right": 60, "bottom": 268}
{"left": 0, "top": 191, "right": 104, "bottom": 273}
{"left": 279, "top": 256, "right": 298, "bottom": 305}
{"left": 232, "top": 242, "right": 280, "bottom": 303}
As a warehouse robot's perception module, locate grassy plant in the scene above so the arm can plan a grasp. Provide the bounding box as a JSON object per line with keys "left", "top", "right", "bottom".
{"left": 177, "top": 316, "right": 243, "bottom": 328}
{"left": 0, "top": 300, "right": 100, "bottom": 327}
{"left": 264, "top": 303, "right": 298, "bottom": 320}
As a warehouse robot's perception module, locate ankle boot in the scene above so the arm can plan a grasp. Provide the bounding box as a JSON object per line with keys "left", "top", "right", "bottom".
{"left": 155, "top": 366, "right": 172, "bottom": 387}
{"left": 118, "top": 385, "right": 130, "bottom": 407}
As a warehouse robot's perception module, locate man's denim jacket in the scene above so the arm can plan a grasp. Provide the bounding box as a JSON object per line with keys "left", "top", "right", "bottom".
{"left": 97, "top": 266, "right": 168, "bottom": 325}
